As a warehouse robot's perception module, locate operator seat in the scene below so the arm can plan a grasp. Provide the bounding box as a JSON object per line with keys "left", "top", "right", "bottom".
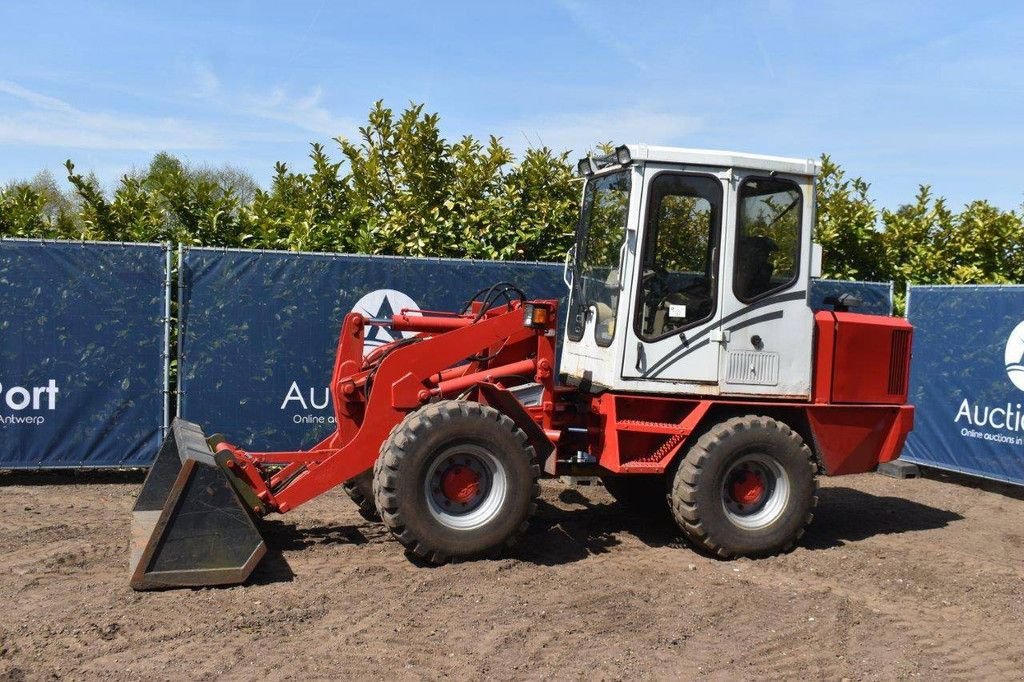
{"left": 735, "top": 236, "right": 777, "bottom": 300}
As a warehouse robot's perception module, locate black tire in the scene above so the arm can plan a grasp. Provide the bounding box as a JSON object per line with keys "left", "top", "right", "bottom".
{"left": 670, "top": 415, "right": 817, "bottom": 558}
{"left": 601, "top": 475, "right": 670, "bottom": 515}
{"left": 372, "top": 400, "right": 540, "bottom": 564}
{"left": 341, "top": 470, "right": 380, "bottom": 522}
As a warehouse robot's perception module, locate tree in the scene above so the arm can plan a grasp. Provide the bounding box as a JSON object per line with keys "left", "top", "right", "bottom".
{"left": 0, "top": 171, "right": 79, "bottom": 239}
{"left": 813, "top": 155, "right": 886, "bottom": 281}
{"left": 492, "top": 146, "right": 579, "bottom": 261}
{"left": 5, "top": 101, "right": 1024, "bottom": 294}
{"left": 0, "top": 182, "right": 48, "bottom": 238}
{"left": 241, "top": 145, "right": 354, "bottom": 253}
{"left": 332, "top": 100, "right": 578, "bottom": 260}
{"left": 934, "top": 200, "right": 1024, "bottom": 285}
{"left": 2, "top": 102, "right": 582, "bottom": 260}
{"left": 336, "top": 102, "right": 511, "bottom": 257}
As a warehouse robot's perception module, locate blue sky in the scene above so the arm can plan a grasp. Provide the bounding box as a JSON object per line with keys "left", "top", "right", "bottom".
{"left": 1, "top": 1, "right": 1022, "bottom": 211}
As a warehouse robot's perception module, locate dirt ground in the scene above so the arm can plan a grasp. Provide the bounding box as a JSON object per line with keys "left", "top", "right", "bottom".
{"left": 1, "top": 468, "right": 1023, "bottom": 681}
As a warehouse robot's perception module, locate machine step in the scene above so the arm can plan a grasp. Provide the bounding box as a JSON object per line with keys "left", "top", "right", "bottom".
{"left": 615, "top": 419, "right": 688, "bottom": 435}
{"left": 617, "top": 461, "right": 666, "bottom": 473}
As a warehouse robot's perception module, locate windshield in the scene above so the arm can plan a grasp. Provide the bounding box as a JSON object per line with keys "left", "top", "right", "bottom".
{"left": 567, "top": 170, "right": 632, "bottom": 346}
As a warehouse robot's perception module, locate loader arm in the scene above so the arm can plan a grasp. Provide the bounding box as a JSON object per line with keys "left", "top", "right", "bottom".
{"left": 130, "top": 299, "right": 558, "bottom": 589}
{"left": 266, "top": 303, "right": 552, "bottom": 511}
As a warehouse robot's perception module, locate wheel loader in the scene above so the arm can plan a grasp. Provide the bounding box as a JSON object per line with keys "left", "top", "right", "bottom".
{"left": 130, "top": 145, "right": 914, "bottom": 589}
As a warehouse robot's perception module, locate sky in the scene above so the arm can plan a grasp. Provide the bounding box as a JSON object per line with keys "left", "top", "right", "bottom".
{"left": 1, "top": 0, "right": 1022, "bottom": 211}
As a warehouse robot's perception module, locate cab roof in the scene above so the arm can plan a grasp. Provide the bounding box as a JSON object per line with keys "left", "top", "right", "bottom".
{"left": 622, "top": 144, "right": 819, "bottom": 177}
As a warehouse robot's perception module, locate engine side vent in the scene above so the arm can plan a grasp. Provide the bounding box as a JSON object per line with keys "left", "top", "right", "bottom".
{"left": 725, "top": 351, "right": 780, "bottom": 386}
{"left": 888, "top": 329, "right": 911, "bottom": 395}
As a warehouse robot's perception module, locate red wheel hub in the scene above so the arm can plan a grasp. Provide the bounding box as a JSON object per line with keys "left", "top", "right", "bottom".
{"left": 730, "top": 470, "right": 766, "bottom": 506}
{"left": 441, "top": 465, "right": 481, "bottom": 504}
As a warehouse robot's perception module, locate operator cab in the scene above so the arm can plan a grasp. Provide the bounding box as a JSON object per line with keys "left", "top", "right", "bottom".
{"left": 560, "top": 145, "right": 822, "bottom": 399}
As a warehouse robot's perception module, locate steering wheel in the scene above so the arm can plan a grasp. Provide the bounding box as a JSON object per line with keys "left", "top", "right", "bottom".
{"left": 641, "top": 267, "right": 670, "bottom": 300}
{"left": 642, "top": 270, "right": 713, "bottom": 333}
{"left": 678, "top": 276, "right": 709, "bottom": 297}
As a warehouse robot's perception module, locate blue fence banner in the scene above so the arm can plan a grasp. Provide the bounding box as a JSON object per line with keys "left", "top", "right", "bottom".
{"left": 0, "top": 240, "right": 168, "bottom": 468}
{"left": 178, "top": 248, "right": 566, "bottom": 451}
{"left": 0, "top": 237, "right": 893, "bottom": 471}
{"left": 903, "top": 285, "right": 1024, "bottom": 485}
{"left": 808, "top": 279, "right": 892, "bottom": 315}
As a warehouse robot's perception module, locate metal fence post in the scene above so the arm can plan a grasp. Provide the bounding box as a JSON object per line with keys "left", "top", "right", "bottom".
{"left": 162, "top": 242, "right": 173, "bottom": 437}
{"left": 176, "top": 243, "right": 186, "bottom": 418}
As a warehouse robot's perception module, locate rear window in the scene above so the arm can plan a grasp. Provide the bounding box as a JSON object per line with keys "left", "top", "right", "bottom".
{"left": 734, "top": 177, "right": 802, "bottom": 302}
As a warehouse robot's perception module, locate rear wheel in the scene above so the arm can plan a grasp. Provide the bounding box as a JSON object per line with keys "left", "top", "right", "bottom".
{"left": 373, "top": 400, "right": 540, "bottom": 564}
{"left": 670, "top": 415, "right": 817, "bottom": 558}
{"left": 342, "top": 471, "right": 380, "bottom": 522}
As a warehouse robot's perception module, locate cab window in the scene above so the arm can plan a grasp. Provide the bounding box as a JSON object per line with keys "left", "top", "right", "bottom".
{"left": 734, "top": 177, "right": 802, "bottom": 302}
{"left": 567, "top": 170, "right": 632, "bottom": 346}
{"left": 635, "top": 173, "right": 721, "bottom": 340}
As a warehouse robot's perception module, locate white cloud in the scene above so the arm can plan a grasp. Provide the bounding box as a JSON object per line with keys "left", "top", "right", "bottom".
{"left": 508, "top": 109, "right": 704, "bottom": 158}
{"left": 180, "top": 63, "right": 356, "bottom": 139}
{"left": 0, "top": 72, "right": 357, "bottom": 155}
{"left": 0, "top": 81, "right": 71, "bottom": 112}
{"left": 240, "top": 84, "right": 355, "bottom": 138}
{"left": 0, "top": 80, "right": 223, "bottom": 150}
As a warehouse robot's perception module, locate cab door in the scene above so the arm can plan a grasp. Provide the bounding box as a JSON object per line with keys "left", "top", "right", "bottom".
{"left": 621, "top": 166, "right": 728, "bottom": 385}
{"left": 560, "top": 167, "right": 638, "bottom": 390}
{"left": 716, "top": 171, "right": 815, "bottom": 398}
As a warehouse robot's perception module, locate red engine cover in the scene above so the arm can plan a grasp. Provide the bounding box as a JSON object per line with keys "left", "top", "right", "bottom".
{"left": 814, "top": 311, "right": 913, "bottom": 405}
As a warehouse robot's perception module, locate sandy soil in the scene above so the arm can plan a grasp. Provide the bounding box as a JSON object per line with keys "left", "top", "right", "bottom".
{"left": 1, "top": 468, "right": 1023, "bottom": 681}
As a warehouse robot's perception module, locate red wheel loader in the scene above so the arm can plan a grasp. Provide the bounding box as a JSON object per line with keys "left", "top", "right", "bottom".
{"left": 130, "top": 146, "right": 914, "bottom": 589}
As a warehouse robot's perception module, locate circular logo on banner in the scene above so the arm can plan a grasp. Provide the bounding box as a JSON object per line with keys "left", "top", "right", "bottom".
{"left": 351, "top": 289, "right": 420, "bottom": 355}
{"left": 1005, "top": 321, "right": 1024, "bottom": 391}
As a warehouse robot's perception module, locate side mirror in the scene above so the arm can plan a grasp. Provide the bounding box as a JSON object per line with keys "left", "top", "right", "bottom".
{"left": 810, "top": 242, "right": 823, "bottom": 278}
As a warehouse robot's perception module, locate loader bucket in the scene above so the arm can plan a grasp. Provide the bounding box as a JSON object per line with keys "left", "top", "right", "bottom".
{"left": 129, "top": 418, "right": 267, "bottom": 590}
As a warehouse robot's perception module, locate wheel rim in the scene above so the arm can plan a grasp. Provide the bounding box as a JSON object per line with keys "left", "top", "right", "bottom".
{"left": 425, "top": 444, "right": 507, "bottom": 530}
{"left": 721, "top": 452, "right": 790, "bottom": 530}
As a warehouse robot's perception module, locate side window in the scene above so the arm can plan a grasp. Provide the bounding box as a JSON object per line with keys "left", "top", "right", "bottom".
{"left": 636, "top": 174, "right": 721, "bottom": 340}
{"left": 567, "top": 170, "right": 632, "bottom": 345}
{"left": 734, "top": 177, "right": 802, "bottom": 302}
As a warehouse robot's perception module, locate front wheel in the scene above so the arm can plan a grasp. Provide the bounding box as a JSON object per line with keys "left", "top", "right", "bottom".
{"left": 372, "top": 400, "right": 540, "bottom": 564}
{"left": 670, "top": 415, "right": 817, "bottom": 558}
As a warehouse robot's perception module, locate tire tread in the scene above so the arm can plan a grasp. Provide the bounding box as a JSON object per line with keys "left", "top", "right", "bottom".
{"left": 670, "top": 414, "right": 818, "bottom": 558}
{"left": 372, "top": 399, "right": 540, "bottom": 564}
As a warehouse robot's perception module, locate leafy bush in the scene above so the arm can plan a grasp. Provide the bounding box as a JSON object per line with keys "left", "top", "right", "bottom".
{"left": 2, "top": 100, "right": 1022, "bottom": 292}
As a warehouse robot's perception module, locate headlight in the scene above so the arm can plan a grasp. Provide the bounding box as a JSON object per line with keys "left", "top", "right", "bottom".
{"left": 577, "top": 156, "right": 598, "bottom": 177}
{"left": 615, "top": 145, "right": 631, "bottom": 165}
